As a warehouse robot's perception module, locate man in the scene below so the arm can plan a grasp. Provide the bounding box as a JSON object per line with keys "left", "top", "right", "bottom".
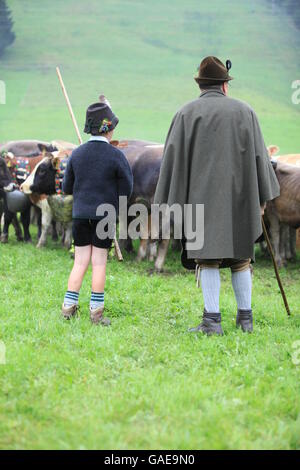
{"left": 154, "top": 56, "right": 280, "bottom": 335}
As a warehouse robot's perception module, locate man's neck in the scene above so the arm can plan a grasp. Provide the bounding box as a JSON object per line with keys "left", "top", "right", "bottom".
{"left": 200, "top": 85, "right": 223, "bottom": 94}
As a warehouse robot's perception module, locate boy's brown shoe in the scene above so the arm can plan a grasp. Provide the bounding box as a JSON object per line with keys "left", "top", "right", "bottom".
{"left": 61, "top": 303, "right": 78, "bottom": 320}
{"left": 90, "top": 307, "right": 111, "bottom": 326}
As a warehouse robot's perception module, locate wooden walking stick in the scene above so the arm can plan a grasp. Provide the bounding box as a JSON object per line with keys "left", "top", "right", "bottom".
{"left": 261, "top": 217, "right": 291, "bottom": 316}
{"left": 56, "top": 66, "right": 123, "bottom": 261}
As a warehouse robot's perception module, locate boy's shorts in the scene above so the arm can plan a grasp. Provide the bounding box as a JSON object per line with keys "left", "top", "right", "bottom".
{"left": 72, "top": 219, "right": 113, "bottom": 249}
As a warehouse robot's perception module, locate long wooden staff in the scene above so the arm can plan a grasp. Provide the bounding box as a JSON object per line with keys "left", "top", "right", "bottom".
{"left": 261, "top": 217, "right": 290, "bottom": 316}
{"left": 56, "top": 66, "right": 123, "bottom": 261}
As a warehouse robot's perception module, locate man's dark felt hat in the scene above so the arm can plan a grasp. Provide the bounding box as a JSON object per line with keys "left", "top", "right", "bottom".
{"left": 194, "top": 56, "right": 233, "bottom": 86}
{"left": 84, "top": 102, "right": 119, "bottom": 135}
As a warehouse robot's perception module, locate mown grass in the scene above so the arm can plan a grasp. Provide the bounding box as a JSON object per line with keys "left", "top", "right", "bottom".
{"left": 0, "top": 227, "right": 299, "bottom": 449}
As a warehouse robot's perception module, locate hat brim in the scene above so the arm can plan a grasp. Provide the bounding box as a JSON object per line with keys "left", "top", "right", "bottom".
{"left": 194, "top": 75, "right": 234, "bottom": 84}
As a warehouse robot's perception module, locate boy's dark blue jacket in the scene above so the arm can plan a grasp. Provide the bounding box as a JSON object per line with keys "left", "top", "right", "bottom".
{"left": 62, "top": 139, "right": 133, "bottom": 219}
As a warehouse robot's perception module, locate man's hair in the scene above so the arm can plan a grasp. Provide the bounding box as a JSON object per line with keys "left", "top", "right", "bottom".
{"left": 199, "top": 83, "right": 224, "bottom": 91}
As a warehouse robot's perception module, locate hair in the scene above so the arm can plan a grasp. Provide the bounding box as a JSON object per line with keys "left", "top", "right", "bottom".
{"left": 199, "top": 83, "right": 225, "bottom": 91}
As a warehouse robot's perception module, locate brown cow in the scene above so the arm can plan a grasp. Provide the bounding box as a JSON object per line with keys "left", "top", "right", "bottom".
{"left": 266, "top": 145, "right": 300, "bottom": 266}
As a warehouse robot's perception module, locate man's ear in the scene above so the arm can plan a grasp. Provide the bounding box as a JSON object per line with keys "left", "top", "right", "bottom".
{"left": 267, "top": 145, "right": 280, "bottom": 157}
{"left": 222, "top": 82, "right": 229, "bottom": 95}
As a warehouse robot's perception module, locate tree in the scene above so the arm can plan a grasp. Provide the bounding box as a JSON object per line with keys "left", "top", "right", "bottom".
{"left": 0, "top": 0, "right": 15, "bottom": 57}
{"left": 270, "top": 0, "right": 300, "bottom": 30}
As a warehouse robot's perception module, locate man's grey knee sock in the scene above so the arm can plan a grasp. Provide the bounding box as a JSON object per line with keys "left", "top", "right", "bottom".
{"left": 200, "top": 268, "right": 221, "bottom": 313}
{"left": 231, "top": 269, "right": 252, "bottom": 310}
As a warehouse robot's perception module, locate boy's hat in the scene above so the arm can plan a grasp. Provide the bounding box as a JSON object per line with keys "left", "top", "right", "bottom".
{"left": 194, "top": 56, "right": 233, "bottom": 86}
{"left": 84, "top": 102, "right": 119, "bottom": 135}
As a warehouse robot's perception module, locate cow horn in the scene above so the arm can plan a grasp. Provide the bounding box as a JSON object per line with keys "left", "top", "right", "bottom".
{"left": 6, "top": 152, "right": 14, "bottom": 159}
{"left": 99, "top": 94, "right": 112, "bottom": 108}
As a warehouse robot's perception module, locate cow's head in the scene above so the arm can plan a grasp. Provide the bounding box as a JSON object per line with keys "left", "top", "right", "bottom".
{"left": 0, "top": 154, "right": 12, "bottom": 190}
{"left": 267, "top": 145, "right": 280, "bottom": 158}
{"left": 21, "top": 144, "right": 68, "bottom": 195}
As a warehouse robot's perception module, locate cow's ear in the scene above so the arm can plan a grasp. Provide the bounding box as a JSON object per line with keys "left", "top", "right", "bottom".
{"left": 51, "top": 150, "right": 67, "bottom": 170}
{"left": 267, "top": 145, "right": 280, "bottom": 157}
{"left": 51, "top": 156, "right": 60, "bottom": 170}
{"left": 46, "top": 144, "right": 58, "bottom": 153}
{"left": 38, "top": 143, "right": 49, "bottom": 155}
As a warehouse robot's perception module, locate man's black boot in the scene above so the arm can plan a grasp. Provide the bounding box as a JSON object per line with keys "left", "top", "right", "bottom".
{"left": 189, "top": 311, "right": 223, "bottom": 336}
{"left": 236, "top": 309, "right": 253, "bottom": 333}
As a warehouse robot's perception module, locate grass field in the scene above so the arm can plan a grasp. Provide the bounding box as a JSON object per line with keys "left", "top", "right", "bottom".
{"left": 0, "top": 229, "right": 300, "bottom": 449}
{"left": 0, "top": 0, "right": 300, "bottom": 151}
{"left": 0, "top": 0, "right": 300, "bottom": 450}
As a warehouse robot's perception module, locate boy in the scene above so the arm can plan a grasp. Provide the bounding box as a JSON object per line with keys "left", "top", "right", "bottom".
{"left": 62, "top": 101, "right": 133, "bottom": 325}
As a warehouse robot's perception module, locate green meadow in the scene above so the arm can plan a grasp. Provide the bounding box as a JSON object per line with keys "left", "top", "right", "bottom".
{"left": 0, "top": 0, "right": 300, "bottom": 151}
{"left": 0, "top": 0, "right": 300, "bottom": 450}
{"left": 0, "top": 233, "right": 300, "bottom": 450}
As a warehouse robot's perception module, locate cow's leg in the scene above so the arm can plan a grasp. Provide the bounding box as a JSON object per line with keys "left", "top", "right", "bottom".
{"left": 289, "top": 227, "right": 297, "bottom": 261}
{"left": 61, "top": 226, "right": 65, "bottom": 245}
{"left": 137, "top": 239, "right": 148, "bottom": 261}
{"left": 63, "top": 223, "right": 72, "bottom": 250}
{"left": 51, "top": 220, "right": 58, "bottom": 241}
{"left": 154, "top": 239, "right": 170, "bottom": 272}
{"left": 119, "top": 236, "right": 134, "bottom": 253}
{"left": 0, "top": 197, "right": 3, "bottom": 237}
{"left": 37, "top": 208, "right": 42, "bottom": 239}
{"left": 11, "top": 214, "right": 23, "bottom": 241}
{"left": 136, "top": 214, "right": 150, "bottom": 262}
{"left": 148, "top": 241, "right": 158, "bottom": 262}
{"left": 31, "top": 206, "right": 42, "bottom": 239}
{"left": 21, "top": 207, "right": 32, "bottom": 243}
{"left": 268, "top": 212, "right": 284, "bottom": 267}
{"left": 1, "top": 211, "right": 12, "bottom": 243}
{"left": 172, "top": 238, "right": 182, "bottom": 251}
{"left": 1, "top": 210, "right": 23, "bottom": 242}
{"left": 36, "top": 203, "right": 52, "bottom": 248}
{"left": 118, "top": 213, "right": 134, "bottom": 253}
{"left": 279, "top": 223, "right": 289, "bottom": 263}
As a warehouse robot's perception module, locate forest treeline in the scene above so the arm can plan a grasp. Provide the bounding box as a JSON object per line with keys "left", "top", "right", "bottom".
{"left": 271, "top": 0, "right": 300, "bottom": 29}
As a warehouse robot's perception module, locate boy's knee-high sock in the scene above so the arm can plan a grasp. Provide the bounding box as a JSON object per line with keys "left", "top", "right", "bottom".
{"left": 200, "top": 268, "right": 221, "bottom": 313}
{"left": 90, "top": 292, "right": 104, "bottom": 310}
{"left": 64, "top": 290, "right": 79, "bottom": 307}
{"left": 231, "top": 269, "right": 252, "bottom": 310}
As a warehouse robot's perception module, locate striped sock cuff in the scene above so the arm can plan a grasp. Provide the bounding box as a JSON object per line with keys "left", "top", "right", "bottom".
{"left": 64, "top": 290, "right": 79, "bottom": 306}
{"left": 91, "top": 292, "right": 104, "bottom": 300}
{"left": 90, "top": 292, "right": 104, "bottom": 309}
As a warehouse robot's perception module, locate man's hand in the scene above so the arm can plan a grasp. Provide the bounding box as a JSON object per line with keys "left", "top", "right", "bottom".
{"left": 261, "top": 203, "right": 266, "bottom": 216}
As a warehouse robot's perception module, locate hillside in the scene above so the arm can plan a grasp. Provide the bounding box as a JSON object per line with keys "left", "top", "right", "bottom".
{"left": 0, "top": 0, "right": 299, "bottom": 152}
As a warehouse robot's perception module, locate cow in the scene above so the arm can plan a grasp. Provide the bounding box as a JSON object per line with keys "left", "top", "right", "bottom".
{"left": 21, "top": 145, "right": 74, "bottom": 249}
{"left": 0, "top": 156, "right": 13, "bottom": 238}
{"left": 0, "top": 141, "right": 77, "bottom": 244}
{"left": 0, "top": 150, "right": 48, "bottom": 243}
{"left": 0, "top": 140, "right": 52, "bottom": 157}
{"left": 266, "top": 145, "right": 300, "bottom": 266}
